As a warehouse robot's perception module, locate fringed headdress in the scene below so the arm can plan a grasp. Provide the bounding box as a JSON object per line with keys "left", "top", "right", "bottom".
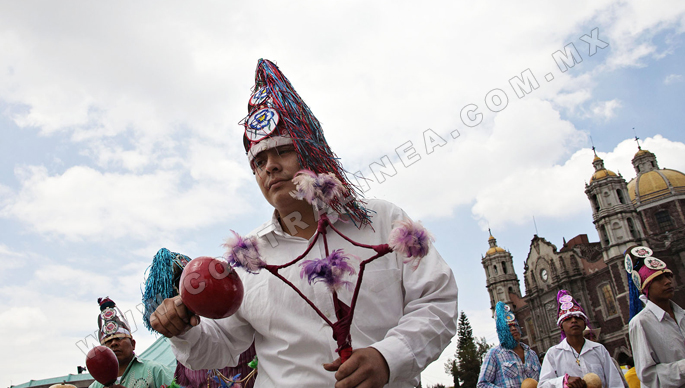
{"left": 624, "top": 245, "right": 672, "bottom": 320}
{"left": 141, "top": 248, "right": 191, "bottom": 331}
{"left": 97, "top": 297, "right": 132, "bottom": 344}
{"left": 495, "top": 301, "right": 519, "bottom": 349}
{"left": 556, "top": 290, "right": 590, "bottom": 341}
{"left": 240, "top": 59, "right": 370, "bottom": 226}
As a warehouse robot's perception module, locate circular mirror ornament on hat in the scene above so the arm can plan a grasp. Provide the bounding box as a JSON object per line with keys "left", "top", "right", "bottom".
{"left": 505, "top": 312, "right": 516, "bottom": 322}
{"left": 645, "top": 257, "right": 666, "bottom": 270}
{"left": 559, "top": 295, "right": 573, "bottom": 303}
{"left": 504, "top": 304, "right": 511, "bottom": 312}
{"left": 624, "top": 254, "right": 633, "bottom": 273}
{"left": 631, "top": 270, "right": 642, "bottom": 289}
{"left": 560, "top": 302, "right": 574, "bottom": 311}
{"left": 100, "top": 308, "right": 117, "bottom": 321}
{"left": 246, "top": 108, "right": 279, "bottom": 142}
{"left": 631, "top": 246, "right": 653, "bottom": 258}
{"left": 104, "top": 321, "right": 119, "bottom": 335}
{"left": 249, "top": 87, "right": 269, "bottom": 106}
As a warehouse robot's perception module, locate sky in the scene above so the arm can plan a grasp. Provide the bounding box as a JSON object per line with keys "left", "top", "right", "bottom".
{"left": 1, "top": 1, "right": 684, "bottom": 387}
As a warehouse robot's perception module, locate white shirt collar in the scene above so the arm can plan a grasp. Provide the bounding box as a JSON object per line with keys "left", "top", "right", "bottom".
{"left": 256, "top": 204, "right": 342, "bottom": 238}
{"left": 645, "top": 300, "right": 667, "bottom": 321}
{"left": 559, "top": 338, "right": 601, "bottom": 356}
{"left": 645, "top": 300, "right": 685, "bottom": 323}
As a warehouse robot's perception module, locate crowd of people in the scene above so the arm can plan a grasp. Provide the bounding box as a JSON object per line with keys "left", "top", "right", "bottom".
{"left": 476, "top": 247, "right": 684, "bottom": 388}
{"left": 86, "top": 59, "right": 682, "bottom": 388}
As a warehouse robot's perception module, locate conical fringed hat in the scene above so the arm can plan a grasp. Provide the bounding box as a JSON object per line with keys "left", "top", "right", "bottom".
{"left": 241, "top": 59, "right": 369, "bottom": 226}
{"left": 495, "top": 301, "right": 519, "bottom": 349}
{"left": 97, "top": 297, "right": 132, "bottom": 344}
{"left": 142, "top": 248, "right": 191, "bottom": 331}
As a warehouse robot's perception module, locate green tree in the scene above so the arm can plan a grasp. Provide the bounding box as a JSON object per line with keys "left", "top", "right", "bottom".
{"left": 476, "top": 336, "right": 493, "bottom": 365}
{"left": 445, "top": 311, "right": 492, "bottom": 388}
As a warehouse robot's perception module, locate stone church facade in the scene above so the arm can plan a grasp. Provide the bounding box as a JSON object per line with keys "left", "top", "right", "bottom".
{"left": 481, "top": 145, "right": 685, "bottom": 361}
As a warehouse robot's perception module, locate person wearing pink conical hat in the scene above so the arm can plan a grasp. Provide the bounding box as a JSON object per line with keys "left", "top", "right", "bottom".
{"left": 538, "top": 291, "right": 624, "bottom": 388}
{"left": 626, "top": 245, "right": 685, "bottom": 388}
{"left": 149, "top": 59, "right": 458, "bottom": 388}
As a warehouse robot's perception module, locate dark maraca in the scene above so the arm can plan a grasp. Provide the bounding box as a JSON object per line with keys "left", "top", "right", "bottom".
{"left": 85, "top": 345, "right": 119, "bottom": 386}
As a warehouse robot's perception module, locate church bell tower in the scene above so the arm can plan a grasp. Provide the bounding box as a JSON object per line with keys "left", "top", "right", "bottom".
{"left": 584, "top": 149, "right": 644, "bottom": 261}
{"left": 481, "top": 231, "right": 522, "bottom": 316}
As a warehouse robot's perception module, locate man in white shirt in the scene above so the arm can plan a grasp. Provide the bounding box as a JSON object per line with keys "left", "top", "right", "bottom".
{"left": 539, "top": 290, "right": 624, "bottom": 388}
{"left": 626, "top": 246, "right": 685, "bottom": 388}
{"left": 149, "top": 59, "right": 459, "bottom": 388}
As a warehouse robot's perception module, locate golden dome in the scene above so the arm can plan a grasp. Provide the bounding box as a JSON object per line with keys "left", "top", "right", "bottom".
{"left": 593, "top": 155, "right": 602, "bottom": 162}
{"left": 634, "top": 149, "right": 652, "bottom": 157}
{"left": 486, "top": 246, "right": 506, "bottom": 255}
{"left": 589, "top": 169, "right": 617, "bottom": 182}
{"left": 488, "top": 234, "right": 496, "bottom": 241}
{"left": 663, "top": 168, "right": 685, "bottom": 187}
{"left": 627, "top": 168, "right": 685, "bottom": 202}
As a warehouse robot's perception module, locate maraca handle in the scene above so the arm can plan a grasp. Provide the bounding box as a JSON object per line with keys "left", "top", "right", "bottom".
{"left": 339, "top": 346, "right": 353, "bottom": 363}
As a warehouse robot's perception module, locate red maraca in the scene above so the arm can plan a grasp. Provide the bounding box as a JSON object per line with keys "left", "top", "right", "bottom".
{"left": 179, "top": 256, "right": 244, "bottom": 319}
{"left": 86, "top": 346, "right": 119, "bottom": 386}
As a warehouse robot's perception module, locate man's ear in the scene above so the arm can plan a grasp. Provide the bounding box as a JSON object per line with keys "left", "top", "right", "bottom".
{"left": 130, "top": 338, "right": 136, "bottom": 350}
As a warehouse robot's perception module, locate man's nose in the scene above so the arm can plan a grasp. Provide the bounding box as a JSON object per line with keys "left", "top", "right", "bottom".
{"left": 264, "top": 155, "right": 282, "bottom": 173}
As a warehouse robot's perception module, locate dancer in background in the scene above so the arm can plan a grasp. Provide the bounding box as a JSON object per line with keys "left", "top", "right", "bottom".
{"left": 90, "top": 297, "right": 173, "bottom": 388}
{"left": 539, "top": 291, "right": 623, "bottom": 388}
{"left": 477, "top": 301, "right": 541, "bottom": 388}
{"left": 626, "top": 246, "right": 685, "bottom": 388}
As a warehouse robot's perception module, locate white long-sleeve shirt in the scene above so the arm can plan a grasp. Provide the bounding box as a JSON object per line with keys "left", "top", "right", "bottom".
{"left": 628, "top": 300, "right": 685, "bottom": 388}
{"left": 170, "top": 199, "right": 459, "bottom": 387}
{"left": 538, "top": 339, "right": 624, "bottom": 388}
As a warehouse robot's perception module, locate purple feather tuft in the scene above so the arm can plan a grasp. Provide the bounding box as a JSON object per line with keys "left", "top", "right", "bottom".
{"left": 299, "top": 249, "right": 357, "bottom": 292}
{"left": 223, "top": 231, "right": 265, "bottom": 274}
{"left": 388, "top": 219, "right": 434, "bottom": 268}
{"left": 291, "top": 170, "right": 344, "bottom": 208}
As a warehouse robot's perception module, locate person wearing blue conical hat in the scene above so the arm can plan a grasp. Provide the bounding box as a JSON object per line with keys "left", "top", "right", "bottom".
{"left": 478, "top": 302, "right": 541, "bottom": 388}
{"left": 626, "top": 245, "right": 685, "bottom": 388}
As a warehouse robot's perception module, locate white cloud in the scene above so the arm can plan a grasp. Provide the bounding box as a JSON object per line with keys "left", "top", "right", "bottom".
{"left": 359, "top": 97, "right": 586, "bottom": 222}
{"left": 1, "top": 163, "right": 253, "bottom": 241}
{"left": 588, "top": 99, "right": 622, "bottom": 120}
{"left": 664, "top": 74, "right": 683, "bottom": 84}
{"left": 0, "top": 244, "right": 26, "bottom": 271}
{"left": 600, "top": 1, "right": 685, "bottom": 70}
{"left": 473, "top": 135, "right": 685, "bottom": 229}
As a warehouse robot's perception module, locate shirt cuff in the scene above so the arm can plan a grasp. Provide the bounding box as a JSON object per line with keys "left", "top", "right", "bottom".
{"left": 371, "top": 335, "right": 417, "bottom": 383}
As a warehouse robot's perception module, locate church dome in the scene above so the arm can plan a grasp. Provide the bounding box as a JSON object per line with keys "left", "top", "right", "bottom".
{"left": 627, "top": 168, "right": 685, "bottom": 202}
{"left": 590, "top": 169, "right": 617, "bottom": 182}
{"left": 589, "top": 153, "right": 617, "bottom": 183}
{"left": 486, "top": 232, "right": 506, "bottom": 255}
{"left": 634, "top": 149, "right": 651, "bottom": 157}
{"left": 486, "top": 246, "right": 506, "bottom": 255}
